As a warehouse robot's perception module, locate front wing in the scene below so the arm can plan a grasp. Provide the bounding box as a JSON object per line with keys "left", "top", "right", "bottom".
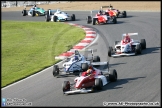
{"left": 112, "top": 53, "right": 135, "bottom": 57}
{"left": 64, "top": 88, "right": 94, "bottom": 95}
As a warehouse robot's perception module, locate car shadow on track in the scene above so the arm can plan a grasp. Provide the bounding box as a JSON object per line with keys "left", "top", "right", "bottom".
{"left": 93, "top": 76, "right": 146, "bottom": 93}
{"left": 141, "top": 47, "right": 161, "bottom": 55}
{"left": 117, "top": 15, "right": 134, "bottom": 18}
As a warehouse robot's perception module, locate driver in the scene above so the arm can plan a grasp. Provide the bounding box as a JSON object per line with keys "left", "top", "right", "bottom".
{"left": 98, "top": 10, "right": 102, "bottom": 15}
{"left": 85, "top": 65, "right": 95, "bottom": 76}
{"left": 32, "top": 4, "right": 37, "bottom": 10}
{"left": 123, "top": 35, "right": 131, "bottom": 43}
{"left": 86, "top": 68, "right": 93, "bottom": 76}
{"left": 74, "top": 55, "right": 79, "bottom": 61}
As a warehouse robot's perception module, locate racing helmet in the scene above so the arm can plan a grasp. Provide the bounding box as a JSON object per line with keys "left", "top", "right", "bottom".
{"left": 87, "top": 69, "right": 92, "bottom": 74}
{"left": 124, "top": 36, "right": 130, "bottom": 43}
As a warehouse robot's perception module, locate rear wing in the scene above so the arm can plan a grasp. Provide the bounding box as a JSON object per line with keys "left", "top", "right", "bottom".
{"left": 101, "top": 4, "right": 113, "bottom": 10}
{"left": 76, "top": 49, "right": 94, "bottom": 60}
{"left": 122, "top": 33, "right": 139, "bottom": 41}
{"left": 101, "top": 6, "right": 113, "bottom": 10}
{"left": 122, "top": 33, "right": 138, "bottom": 37}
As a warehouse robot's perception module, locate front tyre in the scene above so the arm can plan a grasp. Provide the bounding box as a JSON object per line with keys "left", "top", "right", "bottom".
{"left": 53, "top": 65, "right": 59, "bottom": 77}
{"left": 109, "top": 69, "right": 117, "bottom": 82}
{"left": 62, "top": 81, "right": 70, "bottom": 92}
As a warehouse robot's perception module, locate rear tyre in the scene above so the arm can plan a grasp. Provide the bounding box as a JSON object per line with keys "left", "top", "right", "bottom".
{"left": 31, "top": 11, "right": 35, "bottom": 17}
{"left": 93, "top": 56, "right": 100, "bottom": 62}
{"left": 108, "top": 46, "right": 113, "bottom": 57}
{"left": 113, "top": 16, "right": 117, "bottom": 24}
{"left": 95, "top": 78, "right": 103, "bottom": 90}
{"left": 87, "top": 16, "right": 92, "bottom": 24}
{"left": 79, "top": 72, "right": 82, "bottom": 77}
{"left": 114, "top": 41, "right": 120, "bottom": 46}
{"left": 122, "top": 11, "right": 127, "bottom": 18}
{"left": 81, "top": 63, "right": 89, "bottom": 72}
{"left": 71, "top": 14, "right": 75, "bottom": 21}
{"left": 45, "top": 15, "right": 50, "bottom": 22}
{"left": 22, "top": 10, "right": 27, "bottom": 16}
{"left": 109, "top": 69, "right": 117, "bottom": 82}
{"left": 62, "top": 81, "right": 70, "bottom": 92}
{"left": 53, "top": 65, "right": 59, "bottom": 77}
{"left": 92, "top": 18, "right": 97, "bottom": 25}
{"left": 140, "top": 39, "right": 146, "bottom": 49}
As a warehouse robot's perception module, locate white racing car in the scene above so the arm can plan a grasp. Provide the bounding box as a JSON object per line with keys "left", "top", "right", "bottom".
{"left": 45, "top": 9, "right": 75, "bottom": 22}
{"left": 53, "top": 49, "right": 109, "bottom": 77}
{"left": 108, "top": 33, "right": 146, "bottom": 57}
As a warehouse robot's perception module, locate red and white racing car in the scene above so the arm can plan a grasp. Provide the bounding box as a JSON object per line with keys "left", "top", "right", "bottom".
{"left": 62, "top": 63, "right": 117, "bottom": 95}
{"left": 101, "top": 4, "right": 127, "bottom": 18}
{"left": 108, "top": 33, "right": 146, "bottom": 57}
{"left": 86, "top": 9, "right": 117, "bottom": 25}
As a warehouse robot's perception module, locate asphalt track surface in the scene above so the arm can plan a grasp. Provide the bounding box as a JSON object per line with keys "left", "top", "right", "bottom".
{"left": 2, "top": 11, "right": 161, "bottom": 107}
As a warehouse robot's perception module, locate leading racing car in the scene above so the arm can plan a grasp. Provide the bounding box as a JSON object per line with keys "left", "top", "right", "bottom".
{"left": 62, "top": 63, "right": 117, "bottom": 95}
{"left": 22, "top": 5, "right": 46, "bottom": 17}
{"left": 101, "top": 4, "right": 127, "bottom": 18}
{"left": 53, "top": 49, "right": 108, "bottom": 77}
{"left": 45, "top": 9, "right": 75, "bottom": 22}
{"left": 86, "top": 9, "right": 117, "bottom": 25}
{"left": 108, "top": 33, "right": 146, "bottom": 57}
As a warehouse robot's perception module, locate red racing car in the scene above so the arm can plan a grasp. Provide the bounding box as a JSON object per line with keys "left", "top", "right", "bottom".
{"left": 62, "top": 63, "right": 117, "bottom": 95}
{"left": 86, "top": 9, "right": 117, "bottom": 25}
{"left": 101, "top": 4, "right": 127, "bottom": 18}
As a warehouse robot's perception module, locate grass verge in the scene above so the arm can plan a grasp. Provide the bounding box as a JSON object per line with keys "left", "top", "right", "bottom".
{"left": 1, "top": 20, "right": 85, "bottom": 87}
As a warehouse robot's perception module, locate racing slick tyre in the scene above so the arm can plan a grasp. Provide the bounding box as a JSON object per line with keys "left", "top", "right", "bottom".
{"left": 53, "top": 16, "right": 58, "bottom": 22}
{"left": 22, "top": 10, "right": 27, "bottom": 16}
{"left": 92, "top": 18, "right": 97, "bottom": 25}
{"left": 31, "top": 11, "right": 35, "bottom": 17}
{"left": 79, "top": 72, "right": 82, "bottom": 77}
{"left": 47, "top": 9, "right": 51, "bottom": 15}
{"left": 109, "top": 69, "right": 117, "bottom": 82}
{"left": 122, "top": 11, "right": 127, "bottom": 18}
{"left": 135, "top": 44, "right": 142, "bottom": 55}
{"left": 71, "top": 14, "right": 75, "bottom": 21}
{"left": 93, "top": 56, "right": 100, "bottom": 62}
{"left": 81, "top": 63, "right": 89, "bottom": 72}
{"left": 65, "top": 58, "right": 71, "bottom": 62}
{"left": 114, "top": 41, "right": 120, "bottom": 46}
{"left": 62, "top": 81, "right": 70, "bottom": 92}
{"left": 87, "top": 16, "right": 92, "bottom": 24}
{"left": 112, "top": 16, "right": 117, "bottom": 24}
{"left": 45, "top": 15, "right": 50, "bottom": 22}
{"left": 140, "top": 39, "right": 146, "bottom": 49}
{"left": 95, "top": 78, "right": 103, "bottom": 90}
{"left": 53, "top": 65, "right": 59, "bottom": 77}
{"left": 108, "top": 46, "right": 113, "bottom": 57}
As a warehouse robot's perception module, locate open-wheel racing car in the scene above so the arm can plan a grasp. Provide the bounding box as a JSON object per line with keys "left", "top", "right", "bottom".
{"left": 62, "top": 63, "right": 117, "bottom": 95}
{"left": 101, "top": 4, "right": 127, "bottom": 18}
{"left": 108, "top": 33, "right": 146, "bottom": 57}
{"left": 53, "top": 49, "right": 108, "bottom": 77}
{"left": 86, "top": 9, "right": 117, "bottom": 25}
{"left": 22, "top": 5, "right": 46, "bottom": 17}
{"left": 45, "top": 9, "right": 75, "bottom": 22}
